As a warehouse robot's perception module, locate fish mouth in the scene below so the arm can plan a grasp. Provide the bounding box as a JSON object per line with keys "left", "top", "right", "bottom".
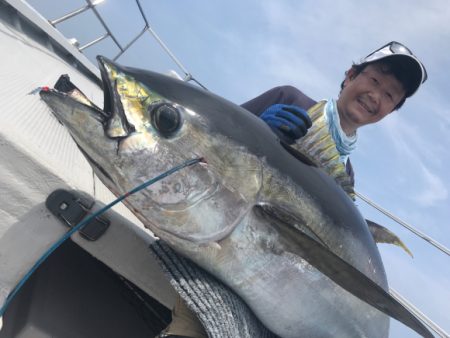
{"left": 39, "top": 75, "right": 108, "bottom": 123}
{"left": 97, "top": 56, "right": 114, "bottom": 119}
{"left": 39, "top": 57, "right": 137, "bottom": 140}
{"left": 38, "top": 59, "right": 132, "bottom": 188}
{"left": 40, "top": 57, "right": 134, "bottom": 136}
{"left": 97, "top": 56, "right": 136, "bottom": 138}
{"left": 39, "top": 83, "right": 118, "bottom": 186}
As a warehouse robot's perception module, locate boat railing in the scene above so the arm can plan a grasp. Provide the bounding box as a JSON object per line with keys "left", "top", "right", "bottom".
{"left": 49, "top": 0, "right": 207, "bottom": 90}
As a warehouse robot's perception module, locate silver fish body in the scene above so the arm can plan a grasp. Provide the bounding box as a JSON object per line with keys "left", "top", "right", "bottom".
{"left": 39, "top": 57, "right": 432, "bottom": 338}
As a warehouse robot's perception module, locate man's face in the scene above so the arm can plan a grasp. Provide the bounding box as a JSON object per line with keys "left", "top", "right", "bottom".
{"left": 336, "top": 63, "right": 406, "bottom": 134}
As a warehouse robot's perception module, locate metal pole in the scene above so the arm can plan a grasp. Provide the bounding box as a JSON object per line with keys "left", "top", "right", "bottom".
{"left": 390, "top": 288, "right": 450, "bottom": 338}
{"left": 144, "top": 25, "right": 190, "bottom": 77}
{"left": 144, "top": 24, "right": 208, "bottom": 90}
{"left": 49, "top": 5, "right": 91, "bottom": 26}
{"left": 134, "top": 0, "right": 207, "bottom": 89}
{"left": 135, "top": 0, "right": 149, "bottom": 27}
{"left": 85, "top": 0, "right": 124, "bottom": 52}
{"left": 79, "top": 33, "right": 110, "bottom": 51}
{"left": 356, "top": 192, "right": 450, "bottom": 256}
{"left": 113, "top": 27, "right": 147, "bottom": 61}
{"left": 134, "top": 1, "right": 189, "bottom": 76}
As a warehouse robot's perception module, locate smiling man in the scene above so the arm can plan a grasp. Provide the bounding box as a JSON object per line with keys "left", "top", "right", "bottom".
{"left": 158, "top": 41, "right": 427, "bottom": 338}
{"left": 242, "top": 41, "right": 428, "bottom": 192}
{"left": 336, "top": 44, "right": 426, "bottom": 135}
{"left": 338, "top": 63, "right": 405, "bottom": 134}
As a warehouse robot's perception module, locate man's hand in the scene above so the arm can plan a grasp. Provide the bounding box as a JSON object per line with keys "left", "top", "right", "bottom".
{"left": 260, "top": 104, "right": 312, "bottom": 144}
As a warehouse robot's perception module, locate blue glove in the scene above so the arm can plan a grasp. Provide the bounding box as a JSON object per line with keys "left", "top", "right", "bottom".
{"left": 260, "top": 104, "right": 312, "bottom": 144}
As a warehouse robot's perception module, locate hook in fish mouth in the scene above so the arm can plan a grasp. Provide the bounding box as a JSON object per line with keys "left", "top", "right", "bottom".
{"left": 37, "top": 63, "right": 131, "bottom": 187}
{"left": 39, "top": 74, "right": 108, "bottom": 123}
{"left": 40, "top": 57, "right": 137, "bottom": 140}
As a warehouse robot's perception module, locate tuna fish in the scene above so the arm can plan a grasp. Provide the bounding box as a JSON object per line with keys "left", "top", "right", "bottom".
{"left": 40, "top": 57, "right": 432, "bottom": 338}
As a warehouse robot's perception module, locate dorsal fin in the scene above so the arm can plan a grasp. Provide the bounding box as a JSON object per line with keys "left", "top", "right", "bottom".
{"left": 366, "top": 220, "right": 413, "bottom": 258}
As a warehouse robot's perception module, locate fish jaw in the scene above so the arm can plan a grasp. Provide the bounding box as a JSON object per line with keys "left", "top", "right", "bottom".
{"left": 39, "top": 88, "right": 120, "bottom": 183}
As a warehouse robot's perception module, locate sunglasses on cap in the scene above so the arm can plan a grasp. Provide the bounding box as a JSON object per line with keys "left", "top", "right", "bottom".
{"left": 361, "top": 41, "right": 428, "bottom": 84}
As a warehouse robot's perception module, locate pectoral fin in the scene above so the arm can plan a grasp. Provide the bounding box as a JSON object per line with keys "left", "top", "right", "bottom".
{"left": 366, "top": 220, "right": 413, "bottom": 258}
{"left": 255, "top": 204, "right": 433, "bottom": 338}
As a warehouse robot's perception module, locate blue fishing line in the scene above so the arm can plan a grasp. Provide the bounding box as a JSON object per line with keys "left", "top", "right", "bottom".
{"left": 0, "top": 157, "right": 202, "bottom": 317}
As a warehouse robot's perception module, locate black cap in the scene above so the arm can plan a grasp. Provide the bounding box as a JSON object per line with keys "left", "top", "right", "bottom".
{"left": 357, "top": 41, "right": 427, "bottom": 97}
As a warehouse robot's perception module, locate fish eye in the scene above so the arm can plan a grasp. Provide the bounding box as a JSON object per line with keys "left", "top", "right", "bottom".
{"left": 148, "top": 102, "right": 182, "bottom": 137}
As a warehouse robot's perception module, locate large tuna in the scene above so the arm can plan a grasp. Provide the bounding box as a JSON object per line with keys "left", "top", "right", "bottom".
{"left": 40, "top": 57, "right": 432, "bottom": 338}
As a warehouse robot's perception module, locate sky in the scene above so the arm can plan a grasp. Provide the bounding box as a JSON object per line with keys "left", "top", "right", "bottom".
{"left": 26, "top": 1, "right": 450, "bottom": 337}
